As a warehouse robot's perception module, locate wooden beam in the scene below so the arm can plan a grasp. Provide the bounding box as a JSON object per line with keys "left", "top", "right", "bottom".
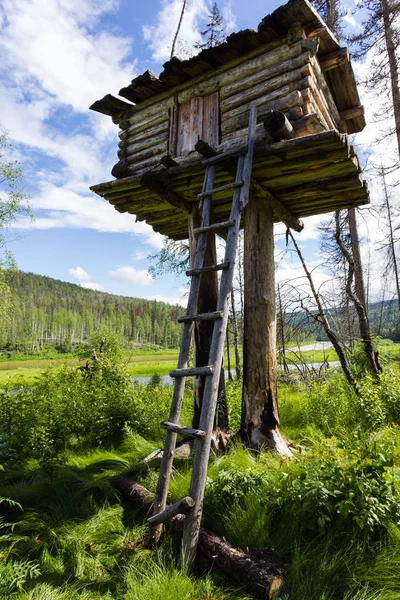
{"left": 140, "top": 174, "right": 192, "bottom": 214}
{"left": 89, "top": 94, "right": 134, "bottom": 117}
{"left": 195, "top": 140, "right": 304, "bottom": 232}
{"left": 319, "top": 47, "right": 349, "bottom": 71}
{"left": 264, "top": 110, "right": 296, "bottom": 141}
{"left": 250, "top": 179, "right": 304, "bottom": 232}
{"left": 339, "top": 105, "right": 365, "bottom": 120}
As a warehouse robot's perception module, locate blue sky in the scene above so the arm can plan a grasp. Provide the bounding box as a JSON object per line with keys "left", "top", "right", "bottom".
{"left": 0, "top": 0, "right": 396, "bottom": 306}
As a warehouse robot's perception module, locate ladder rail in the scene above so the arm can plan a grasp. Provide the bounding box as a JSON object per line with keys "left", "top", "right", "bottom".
{"left": 149, "top": 165, "right": 216, "bottom": 544}
{"left": 149, "top": 107, "right": 258, "bottom": 561}
{"left": 182, "top": 106, "right": 258, "bottom": 567}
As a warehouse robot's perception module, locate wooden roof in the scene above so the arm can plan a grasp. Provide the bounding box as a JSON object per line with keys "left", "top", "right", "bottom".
{"left": 91, "top": 130, "right": 369, "bottom": 240}
{"left": 90, "top": 0, "right": 365, "bottom": 134}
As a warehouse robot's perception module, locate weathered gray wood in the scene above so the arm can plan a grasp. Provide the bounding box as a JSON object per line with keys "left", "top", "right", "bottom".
{"left": 221, "top": 78, "right": 310, "bottom": 135}
{"left": 140, "top": 174, "right": 192, "bottom": 214}
{"left": 169, "top": 366, "right": 214, "bottom": 377}
{"left": 193, "top": 221, "right": 235, "bottom": 234}
{"left": 89, "top": 93, "right": 134, "bottom": 117}
{"left": 177, "top": 310, "right": 223, "bottom": 323}
{"left": 176, "top": 40, "right": 294, "bottom": 104}
{"left": 220, "top": 64, "right": 311, "bottom": 113}
{"left": 194, "top": 136, "right": 303, "bottom": 233}
{"left": 115, "top": 476, "right": 288, "bottom": 599}
{"left": 147, "top": 496, "right": 195, "bottom": 526}
{"left": 264, "top": 110, "right": 295, "bottom": 140}
{"left": 149, "top": 167, "right": 216, "bottom": 546}
{"left": 319, "top": 47, "right": 349, "bottom": 71}
{"left": 220, "top": 52, "right": 311, "bottom": 100}
{"left": 339, "top": 105, "right": 364, "bottom": 120}
{"left": 121, "top": 132, "right": 168, "bottom": 158}
{"left": 241, "top": 171, "right": 292, "bottom": 457}
{"left": 186, "top": 262, "right": 229, "bottom": 276}
{"left": 119, "top": 111, "right": 169, "bottom": 140}
{"left": 160, "top": 422, "right": 206, "bottom": 439}
{"left": 182, "top": 106, "right": 258, "bottom": 569}
{"left": 197, "top": 181, "right": 243, "bottom": 197}
{"left": 160, "top": 154, "right": 179, "bottom": 168}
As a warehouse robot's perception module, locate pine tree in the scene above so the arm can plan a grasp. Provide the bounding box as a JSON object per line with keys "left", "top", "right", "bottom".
{"left": 348, "top": 0, "right": 400, "bottom": 159}
{"left": 195, "top": 2, "right": 226, "bottom": 50}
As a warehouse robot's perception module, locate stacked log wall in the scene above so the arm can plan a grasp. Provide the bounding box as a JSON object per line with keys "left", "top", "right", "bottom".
{"left": 115, "top": 36, "right": 341, "bottom": 176}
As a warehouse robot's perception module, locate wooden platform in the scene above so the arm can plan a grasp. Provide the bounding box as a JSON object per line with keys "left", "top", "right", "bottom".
{"left": 90, "top": 130, "right": 368, "bottom": 239}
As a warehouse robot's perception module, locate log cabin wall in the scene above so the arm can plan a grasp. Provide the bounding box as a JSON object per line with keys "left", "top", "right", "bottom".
{"left": 114, "top": 30, "right": 343, "bottom": 177}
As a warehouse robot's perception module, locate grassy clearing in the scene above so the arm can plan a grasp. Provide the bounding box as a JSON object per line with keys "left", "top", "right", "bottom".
{"left": 1, "top": 346, "right": 400, "bottom": 599}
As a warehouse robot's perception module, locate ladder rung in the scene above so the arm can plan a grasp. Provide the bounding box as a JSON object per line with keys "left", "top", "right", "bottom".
{"left": 186, "top": 262, "right": 229, "bottom": 276}
{"left": 178, "top": 310, "right": 223, "bottom": 323}
{"left": 160, "top": 421, "right": 206, "bottom": 439}
{"left": 148, "top": 496, "right": 195, "bottom": 527}
{"left": 197, "top": 181, "right": 243, "bottom": 198}
{"left": 202, "top": 145, "right": 248, "bottom": 165}
{"left": 193, "top": 220, "right": 235, "bottom": 234}
{"left": 169, "top": 366, "right": 214, "bottom": 377}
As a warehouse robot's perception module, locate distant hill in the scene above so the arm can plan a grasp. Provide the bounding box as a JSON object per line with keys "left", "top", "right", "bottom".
{"left": 2, "top": 271, "right": 399, "bottom": 353}
{"left": 2, "top": 271, "right": 183, "bottom": 351}
{"left": 283, "top": 298, "right": 400, "bottom": 343}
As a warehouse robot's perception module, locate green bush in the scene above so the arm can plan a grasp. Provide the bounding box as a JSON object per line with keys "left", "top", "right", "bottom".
{"left": 273, "top": 435, "right": 400, "bottom": 544}
{"left": 0, "top": 350, "right": 178, "bottom": 467}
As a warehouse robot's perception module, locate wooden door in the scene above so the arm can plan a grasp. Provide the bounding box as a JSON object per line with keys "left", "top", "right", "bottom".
{"left": 174, "top": 92, "right": 219, "bottom": 156}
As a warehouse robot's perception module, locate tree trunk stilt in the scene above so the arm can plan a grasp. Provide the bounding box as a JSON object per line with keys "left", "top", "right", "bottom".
{"left": 241, "top": 195, "right": 291, "bottom": 456}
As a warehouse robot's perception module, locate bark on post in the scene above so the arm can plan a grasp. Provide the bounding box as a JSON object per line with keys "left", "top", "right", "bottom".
{"left": 189, "top": 214, "right": 228, "bottom": 431}
{"left": 241, "top": 194, "right": 291, "bottom": 456}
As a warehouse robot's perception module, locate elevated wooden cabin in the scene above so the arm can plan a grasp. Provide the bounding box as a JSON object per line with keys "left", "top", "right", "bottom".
{"left": 90, "top": 0, "right": 368, "bottom": 238}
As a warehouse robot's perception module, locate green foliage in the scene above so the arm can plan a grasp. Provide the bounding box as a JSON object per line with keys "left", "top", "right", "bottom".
{"left": 0, "top": 351, "right": 171, "bottom": 468}
{"left": 273, "top": 437, "right": 399, "bottom": 544}
{"left": 304, "top": 367, "right": 400, "bottom": 435}
{"left": 0, "top": 130, "right": 32, "bottom": 258}
{"left": 0, "top": 559, "right": 41, "bottom": 596}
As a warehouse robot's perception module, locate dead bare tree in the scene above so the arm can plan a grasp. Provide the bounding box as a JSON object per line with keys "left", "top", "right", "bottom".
{"left": 170, "top": 0, "right": 189, "bottom": 60}
{"left": 378, "top": 164, "right": 400, "bottom": 312}
{"left": 348, "top": 0, "right": 400, "bottom": 159}
{"left": 288, "top": 229, "right": 359, "bottom": 393}
{"left": 334, "top": 211, "right": 382, "bottom": 379}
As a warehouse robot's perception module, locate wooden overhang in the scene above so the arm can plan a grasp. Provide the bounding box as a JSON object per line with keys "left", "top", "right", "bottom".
{"left": 91, "top": 130, "right": 369, "bottom": 240}
{"left": 91, "top": 0, "right": 365, "bottom": 134}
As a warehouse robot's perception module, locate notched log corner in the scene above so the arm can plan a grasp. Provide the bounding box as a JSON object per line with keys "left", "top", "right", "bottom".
{"left": 111, "top": 159, "right": 132, "bottom": 179}
{"left": 114, "top": 475, "right": 288, "bottom": 599}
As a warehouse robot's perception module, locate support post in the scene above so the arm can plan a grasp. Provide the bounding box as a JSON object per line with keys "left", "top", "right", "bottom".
{"left": 241, "top": 194, "right": 291, "bottom": 456}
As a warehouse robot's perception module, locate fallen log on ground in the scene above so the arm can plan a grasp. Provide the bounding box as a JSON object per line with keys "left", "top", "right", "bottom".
{"left": 114, "top": 475, "right": 288, "bottom": 599}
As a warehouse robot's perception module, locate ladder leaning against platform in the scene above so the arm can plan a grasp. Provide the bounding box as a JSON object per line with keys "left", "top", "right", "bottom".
{"left": 148, "top": 106, "right": 258, "bottom": 568}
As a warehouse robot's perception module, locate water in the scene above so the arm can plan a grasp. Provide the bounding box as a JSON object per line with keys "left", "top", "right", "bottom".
{"left": 132, "top": 356, "right": 340, "bottom": 386}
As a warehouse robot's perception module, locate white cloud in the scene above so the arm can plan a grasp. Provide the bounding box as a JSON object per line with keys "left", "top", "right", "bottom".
{"left": 0, "top": 0, "right": 147, "bottom": 246}
{"left": 69, "top": 266, "right": 91, "bottom": 281}
{"left": 143, "top": 0, "right": 210, "bottom": 62}
{"left": 142, "top": 286, "right": 188, "bottom": 306}
{"left": 133, "top": 251, "right": 149, "bottom": 261}
{"left": 0, "top": 0, "right": 135, "bottom": 114}
{"left": 343, "top": 10, "right": 359, "bottom": 29}
{"left": 109, "top": 266, "right": 153, "bottom": 286}
{"left": 11, "top": 181, "right": 164, "bottom": 249}
{"left": 81, "top": 282, "right": 104, "bottom": 291}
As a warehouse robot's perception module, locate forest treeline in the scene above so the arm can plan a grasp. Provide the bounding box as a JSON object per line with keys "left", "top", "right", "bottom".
{"left": 1, "top": 270, "right": 399, "bottom": 354}
{"left": 2, "top": 271, "right": 183, "bottom": 351}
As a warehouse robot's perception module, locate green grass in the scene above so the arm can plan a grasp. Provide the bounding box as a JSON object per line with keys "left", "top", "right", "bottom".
{"left": 1, "top": 345, "right": 400, "bottom": 599}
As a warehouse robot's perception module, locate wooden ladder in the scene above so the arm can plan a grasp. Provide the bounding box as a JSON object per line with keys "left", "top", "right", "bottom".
{"left": 148, "top": 106, "right": 258, "bottom": 567}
